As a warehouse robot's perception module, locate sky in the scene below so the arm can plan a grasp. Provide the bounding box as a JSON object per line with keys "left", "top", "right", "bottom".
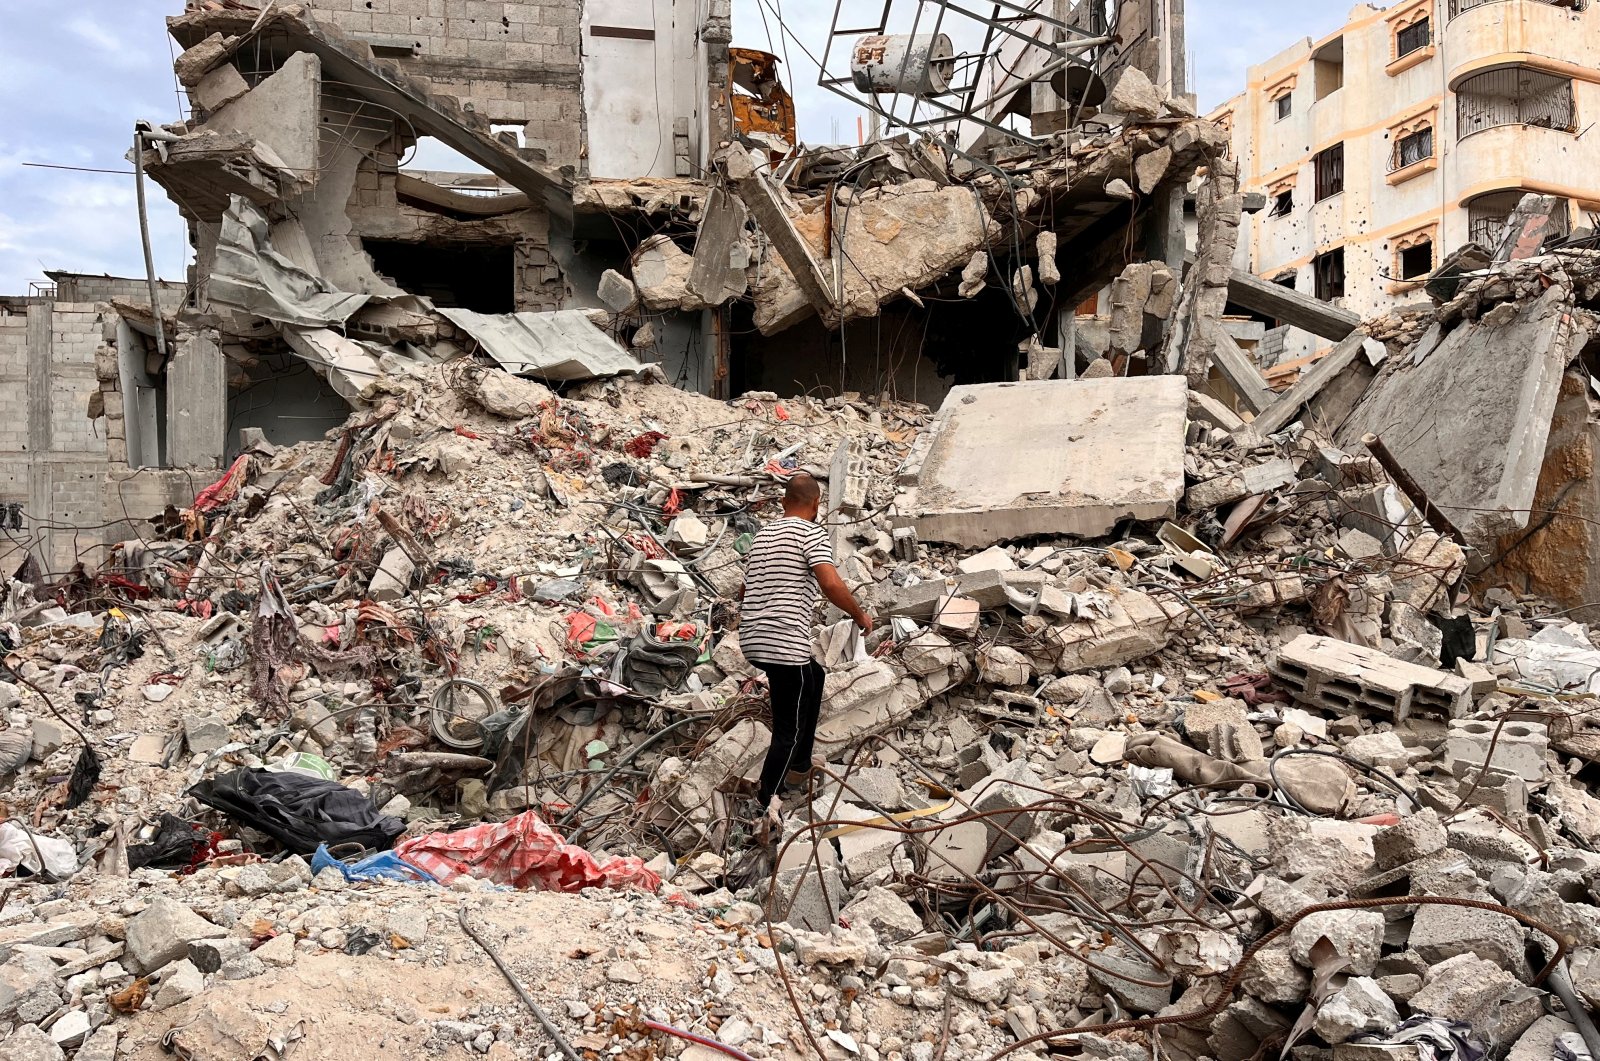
{"left": 0, "top": 0, "right": 1356, "bottom": 295}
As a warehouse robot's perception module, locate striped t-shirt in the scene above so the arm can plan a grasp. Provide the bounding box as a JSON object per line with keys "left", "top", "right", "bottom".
{"left": 738, "top": 516, "right": 834, "bottom": 665}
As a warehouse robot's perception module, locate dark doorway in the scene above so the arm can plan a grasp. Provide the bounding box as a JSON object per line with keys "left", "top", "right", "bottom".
{"left": 362, "top": 239, "right": 514, "bottom": 313}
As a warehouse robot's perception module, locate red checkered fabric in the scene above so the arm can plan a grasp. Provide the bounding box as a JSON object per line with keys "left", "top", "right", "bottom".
{"left": 395, "top": 811, "right": 660, "bottom": 893}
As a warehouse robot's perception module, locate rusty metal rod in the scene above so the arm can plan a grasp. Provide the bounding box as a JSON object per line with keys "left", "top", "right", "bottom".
{"left": 1361, "top": 432, "right": 1470, "bottom": 547}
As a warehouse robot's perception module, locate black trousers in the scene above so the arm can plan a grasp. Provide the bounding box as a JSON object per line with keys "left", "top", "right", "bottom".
{"left": 755, "top": 659, "right": 825, "bottom": 802}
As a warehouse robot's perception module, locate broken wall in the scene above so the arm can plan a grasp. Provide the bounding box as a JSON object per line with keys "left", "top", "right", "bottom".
{"left": 297, "top": 0, "right": 584, "bottom": 169}
{"left": 582, "top": 0, "right": 709, "bottom": 179}
{"left": 1486, "top": 368, "right": 1600, "bottom": 620}
{"left": 0, "top": 300, "right": 118, "bottom": 576}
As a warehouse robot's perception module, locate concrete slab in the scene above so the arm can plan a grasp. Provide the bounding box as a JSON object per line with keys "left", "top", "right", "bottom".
{"left": 904, "top": 377, "right": 1188, "bottom": 547}
{"left": 1335, "top": 287, "right": 1589, "bottom": 547}
{"left": 201, "top": 52, "right": 322, "bottom": 180}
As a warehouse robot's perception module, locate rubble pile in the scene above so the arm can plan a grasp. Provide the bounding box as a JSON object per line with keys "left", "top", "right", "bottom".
{"left": 3, "top": 271, "right": 1600, "bottom": 1060}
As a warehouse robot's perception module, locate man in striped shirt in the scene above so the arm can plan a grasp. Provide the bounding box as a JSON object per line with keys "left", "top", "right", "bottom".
{"left": 738, "top": 473, "right": 873, "bottom": 809}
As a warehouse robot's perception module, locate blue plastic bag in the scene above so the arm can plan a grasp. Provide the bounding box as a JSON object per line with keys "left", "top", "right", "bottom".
{"left": 311, "top": 844, "right": 439, "bottom": 885}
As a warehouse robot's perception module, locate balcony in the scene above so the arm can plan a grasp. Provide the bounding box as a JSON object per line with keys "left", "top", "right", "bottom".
{"left": 1456, "top": 67, "right": 1576, "bottom": 140}
{"left": 1467, "top": 190, "right": 1570, "bottom": 246}
{"left": 1449, "top": 0, "right": 1577, "bottom": 16}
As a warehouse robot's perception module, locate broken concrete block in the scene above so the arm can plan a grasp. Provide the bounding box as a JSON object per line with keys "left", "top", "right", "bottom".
{"left": 1049, "top": 587, "right": 1185, "bottom": 672}
{"left": 1087, "top": 953, "right": 1170, "bottom": 1014}
{"left": 1186, "top": 459, "right": 1298, "bottom": 511}
{"left": 597, "top": 269, "right": 639, "bottom": 313}
{"left": 124, "top": 896, "right": 228, "bottom": 974}
{"left": 0, "top": 954, "right": 63, "bottom": 1023}
{"left": 1408, "top": 901, "right": 1524, "bottom": 969}
{"left": 1270, "top": 634, "right": 1472, "bottom": 721}
{"left": 905, "top": 378, "right": 1187, "bottom": 548}
{"left": 194, "top": 62, "right": 250, "bottom": 113}
{"left": 1135, "top": 145, "right": 1173, "bottom": 194}
{"left": 1342, "top": 731, "right": 1410, "bottom": 773}
{"left": 1390, "top": 532, "right": 1466, "bottom": 612}
{"left": 1188, "top": 390, "right": 1245, "bottom": 432}
{"left": 632, "top": 234, "right": 707, "bottom": 312}
{"left": 468, "top": 370, "right": 555, "bottom": 418}
{"left": 183, "top": 714, "right": 230, "bottom": 755}
{"left": 1314, "top": 977, "right": 1399, "bottom": 1045}
{"left": 2, "top": 1024, "right": 65, "bottom": 1061}
{"left": 1238, "top": 943, "right": 1310, "bottom": 1004}
{"left": 1107, "top": 67, "right": 1162, "bottom": 120}
{"left": 957, "top": 740, "right": 1008, "bottom": 788}
{"left": 152, "top": 958, "right": 205, "bottom": 1010}
{"left": 1372, "top": 808, "right": 1448, "bottom": 871}
{"left": 840, "top": 887, "right": 921, "bottom": 942}
{"left": 957, "top": 546, "right": 1015, "bottom": 575}
{"left": 28, "top": 721, "right": 64, "bottom": 762}
{"left": 932, "top": 594, "right": 980, "bottom": 635}
{"left": 815, "top": 661, "right": 914, "bottom": 755}
{"left": 877, "top": 580, "right": 948, "bottom": 621}
{"left": 1036, "top": 231, "right": 1059, "bottom": 286}
{"left": 899, "top": 632, "right": 970, "bottom": 688}
{"left": 976, "top": 692, "right": 1045, "bottom": 726}
{"left": 958, "top": 251, "right": 988, "bottom": 298}
{"left": 967, "top": 759, "right": 1044, "bottom": 855}
{"left": 1508, "top": 1016, "right": 1581, "bottom": 1061}
{"left": 681, "top": 718, "right": 771, "bottom": 801}
{"left": 922, "top": 820, "right": 989, "bottom": 881}
{"left": 174, "top": 31, "right": 230, "bottom": 87}
{"left": 1455, "top": 658, "right": 1498, "bottom": 698}
{"left": 367, "top": 546, "right": 416, "bottom": 602}
{"left": 954, "top": 568, "right": 1009, "bottom": 609}
{"left": 1288, "top": 908, "right": 1384, "bottom": 976}
{"left": 976, "top": 645, "right": 1031, "bottom": 687}
{"left": 1407, "top": 953, "right": 1542, "bottom": 1044}
{"left": 1443, "top": 718, "right": 1549, "bottom": 782}
{"left": 1337, "top": 285, "right": 1581, "bottom": 552}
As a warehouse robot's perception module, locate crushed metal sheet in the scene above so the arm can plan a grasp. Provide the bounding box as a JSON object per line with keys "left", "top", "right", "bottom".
{"left": 210, "top": 195, "right": 371, "bottom": 327}
{"left": 437, "top": 308, "right": 644, "bottom": 382}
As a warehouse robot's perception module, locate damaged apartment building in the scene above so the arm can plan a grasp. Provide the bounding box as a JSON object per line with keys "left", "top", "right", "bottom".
{"left": 2, "top": 0, "right": 1246, "bottom": 575}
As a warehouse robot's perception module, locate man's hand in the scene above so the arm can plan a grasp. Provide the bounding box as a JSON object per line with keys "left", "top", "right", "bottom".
{"left": 813, "top": 562, "right": 872, "bottom": 637}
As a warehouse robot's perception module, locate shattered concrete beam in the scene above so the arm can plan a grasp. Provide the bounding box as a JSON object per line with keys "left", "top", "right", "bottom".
{"left": 1206, "top": 323, "right": 1274, "bottom": 415}
{"left": 1226, "top": 268, "right": 1362, "bottom": 341}
{"left": 1245, "top": 330, "right": 1377, "bottom": 439}
{"left": 717, "top": 147, "right": 836, "bottom": 325}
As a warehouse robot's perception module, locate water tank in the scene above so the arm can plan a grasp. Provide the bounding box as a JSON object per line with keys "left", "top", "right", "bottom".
{"left": 850, "top": 34, "right": 956, "bottom": 96}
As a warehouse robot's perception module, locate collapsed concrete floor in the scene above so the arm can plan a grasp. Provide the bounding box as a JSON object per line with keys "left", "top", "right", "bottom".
{"left": 4, "top": 284, "right": 1600, "bottom": 1059}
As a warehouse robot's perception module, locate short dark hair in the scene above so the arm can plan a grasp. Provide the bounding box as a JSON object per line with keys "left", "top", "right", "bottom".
{"left": 784, "top": 473, "right": 821, "bottom": 506}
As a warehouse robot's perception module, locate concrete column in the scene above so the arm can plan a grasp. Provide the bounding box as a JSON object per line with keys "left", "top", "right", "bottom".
{"left": 167, "top": 329, "right": 225, "bottom": 470}
{"left": 25, "top": 304, "right": 53, "bottom": 570}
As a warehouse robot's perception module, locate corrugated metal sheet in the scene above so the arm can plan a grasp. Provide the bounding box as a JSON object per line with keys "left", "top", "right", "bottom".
{"left": 437, "top": 308, "right": 642, "bottom": 381}
{"left": 211, "top": 196, "right": 371, "bottom": 327}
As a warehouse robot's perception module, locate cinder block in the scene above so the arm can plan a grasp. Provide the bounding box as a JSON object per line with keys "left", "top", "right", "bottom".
{"left": 1270, "top": 634, "right": 1472, "bottom": 721}
{"left": 975, "top": 692, "right": 1044, "bottom": 725}
{"left": 1443, "top": 719, "right": 1548, "bottom": 782}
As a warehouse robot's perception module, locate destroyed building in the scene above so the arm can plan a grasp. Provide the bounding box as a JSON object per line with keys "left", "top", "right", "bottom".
{"left": 10, "top": 3, "right": 1600, "bottom": 1061}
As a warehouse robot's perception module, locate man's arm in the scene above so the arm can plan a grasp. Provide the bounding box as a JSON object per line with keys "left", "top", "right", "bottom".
{"left": 813, "top": 562, "right": 873, "bottom": 633}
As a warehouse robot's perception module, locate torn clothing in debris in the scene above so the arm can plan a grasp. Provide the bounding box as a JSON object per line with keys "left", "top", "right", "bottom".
{"left": 189, "top": 768, "right": 404, "bottom": 856}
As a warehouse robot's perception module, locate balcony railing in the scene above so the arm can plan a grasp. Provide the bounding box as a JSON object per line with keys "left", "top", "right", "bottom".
{"left": 1389, "top": 129, "right": 1435, "bottom": 172}
{"left": 1469, "top": 198, "right": 1570, "bottom": 246}
{"left": 1450, "top": 0, "right": 1578, "bottom": 17}
{"left": 1456, "top": 67, "right": 1576, "bottom": 139}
